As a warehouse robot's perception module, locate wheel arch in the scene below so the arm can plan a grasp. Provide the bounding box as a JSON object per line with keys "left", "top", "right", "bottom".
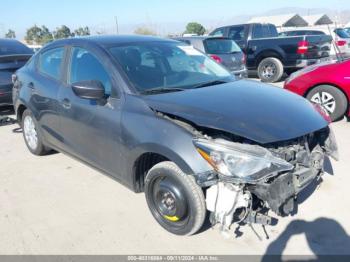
{"left": 16, "top": 104, "right": 27, "bottom": 125}
{"left": 255, "top": 50, "right": 284, "bottom": 68}
{"left": 131, "top": 144, "right": 203, "bottom": 193}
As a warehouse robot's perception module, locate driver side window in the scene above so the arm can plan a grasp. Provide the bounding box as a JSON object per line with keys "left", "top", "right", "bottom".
{"left": 69, "top": 47, "right": 112, "bottom": 95}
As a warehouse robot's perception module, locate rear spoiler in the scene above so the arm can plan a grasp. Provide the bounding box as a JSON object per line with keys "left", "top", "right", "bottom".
{"left": 0, "top": 54, "right": 32, "bottom": 70}
{"left": 0, "top": 54, "right": 32, "bottom": 62}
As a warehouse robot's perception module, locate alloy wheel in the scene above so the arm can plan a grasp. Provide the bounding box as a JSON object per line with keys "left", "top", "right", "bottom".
{"left": 310, "top": 92, "right": 336, "bottom": 115}
{"left": 23, "top": 115, "right": 38, "bottom": 150}
{"left": 262, "top": 63, "right": 277, "bottom": 79}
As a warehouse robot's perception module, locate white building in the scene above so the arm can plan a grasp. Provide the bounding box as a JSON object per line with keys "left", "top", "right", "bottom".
{"left": 248, "top": 14, "right": 308, "bottom": 28}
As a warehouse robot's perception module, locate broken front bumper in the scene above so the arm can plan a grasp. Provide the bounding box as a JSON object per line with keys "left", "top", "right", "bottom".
{"left": 247, "top": 166, "right": 321, "bottom": 216}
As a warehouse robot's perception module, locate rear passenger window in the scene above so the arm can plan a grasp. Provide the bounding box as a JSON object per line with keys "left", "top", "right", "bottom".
{"left": 228, "top": 26, "right": 245, "bottom": 41}
{"left": 38, "top": 48, "right": 64, "bottom": 80}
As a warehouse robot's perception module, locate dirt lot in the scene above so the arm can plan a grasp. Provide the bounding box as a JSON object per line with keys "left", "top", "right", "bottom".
{"left": 0, "top": 82, "right": 350, "bottom": 255}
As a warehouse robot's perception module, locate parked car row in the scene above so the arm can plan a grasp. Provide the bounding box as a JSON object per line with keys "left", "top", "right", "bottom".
{"left": 279, "top": 27, "right": 350, "bottom": 59}
{"left": 208, "top": 23, "right": 333, "bottom": 83}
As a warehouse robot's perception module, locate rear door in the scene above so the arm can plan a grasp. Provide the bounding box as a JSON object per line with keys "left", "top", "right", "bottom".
{"left": 58, "top": 45, "right": 124, "bottom": 178}
{"left": 27, "top": 47, "right": 66, "bottom": 146}
{"left": 227, "top": 25, "right": 249, "bottom": 51}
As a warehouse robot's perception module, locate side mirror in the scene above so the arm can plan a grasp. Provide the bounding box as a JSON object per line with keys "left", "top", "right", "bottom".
{"left": 72, "top": 80, "right": 105, "bottom": 100}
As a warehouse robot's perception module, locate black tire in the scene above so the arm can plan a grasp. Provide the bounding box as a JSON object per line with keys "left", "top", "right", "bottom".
{"left": 144, "top": 161, "right": 206, "bottom": 236}
{"left": 257, "top": 57, "right": 284, "bottom": 83}
{"left": 306, "top": 85, "right": 348, "bottom": 122}
{"left": 22, "top": 109, "right": 50, "bottom": 155}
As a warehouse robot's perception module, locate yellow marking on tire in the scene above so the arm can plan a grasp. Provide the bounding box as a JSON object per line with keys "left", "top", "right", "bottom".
{"left": 164, "top": 215, "right": 180, "bottom": 222}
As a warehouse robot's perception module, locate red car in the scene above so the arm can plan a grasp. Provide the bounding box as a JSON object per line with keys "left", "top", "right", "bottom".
{"left": 284, "top": 59, "right": 350, "bottom": 122}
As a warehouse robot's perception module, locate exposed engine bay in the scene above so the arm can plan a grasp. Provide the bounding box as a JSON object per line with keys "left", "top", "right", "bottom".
{"left": 157, "top": 111, "right": 338, "bottom": 233}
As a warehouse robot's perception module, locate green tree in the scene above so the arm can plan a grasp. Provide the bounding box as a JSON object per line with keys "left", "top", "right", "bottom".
{"left": 74, "top": 26, "right": 90, "bottom": 36}
{"left": 5, "top": 29, "right": 16, "bottom": 39}
{"left": 134, "top": 26, "right": 156, "bottom": 35}
{"left": 184, "top": 22, "right": 206, "bottom": 36}
{"left": 53, "top": 25, "right": 74, "bottom": 39}
{"left": 40, "top": 26, "right": 53, "bottom": 44}
{"left": 25, "top": 25, "right": 43, "bottom": 44}
{"left": 25, "top": 25, "right": 53, "bottom": 45}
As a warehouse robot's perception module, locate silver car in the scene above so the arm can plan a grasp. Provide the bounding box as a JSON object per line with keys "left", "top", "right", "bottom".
{"left": 174, "top": 36, "right": 247, "bottom": 78}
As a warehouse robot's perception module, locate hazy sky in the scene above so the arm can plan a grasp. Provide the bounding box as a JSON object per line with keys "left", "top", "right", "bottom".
{"left": 0, "top": 0, "right": 348, "bottom": 38}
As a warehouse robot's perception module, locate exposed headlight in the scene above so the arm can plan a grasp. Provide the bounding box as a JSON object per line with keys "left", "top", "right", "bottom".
{"left": 194, "top": 138, "right": 294, "bottom": 183}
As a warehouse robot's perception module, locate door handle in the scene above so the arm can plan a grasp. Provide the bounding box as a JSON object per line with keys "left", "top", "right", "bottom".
{"left": 61, "top": 98, "right": 71, "bottom": 109}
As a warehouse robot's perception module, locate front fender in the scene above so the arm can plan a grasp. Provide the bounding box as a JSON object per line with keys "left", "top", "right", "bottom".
{"left": 120, "top": 95, "right": 213, "bottom": 189}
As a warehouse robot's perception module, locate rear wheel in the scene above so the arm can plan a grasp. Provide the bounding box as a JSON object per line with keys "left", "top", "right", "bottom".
{"left": 306, "top": 85, "right": 347, "bottom": 122}
{"left": 22, "top": 109, "right": 50, "bottom": 155}
{"left": 144, "top": 161, "right": 206, "bottom": 236}
{"left": 257, "top": 57, "right": 284, "bottom": 83}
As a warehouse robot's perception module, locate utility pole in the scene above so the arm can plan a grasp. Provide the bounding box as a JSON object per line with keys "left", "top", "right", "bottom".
{"left": 115, "top": 16, "right": 119, "bottom": 35}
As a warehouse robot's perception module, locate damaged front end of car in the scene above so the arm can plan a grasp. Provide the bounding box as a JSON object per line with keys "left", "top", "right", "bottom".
{"left": 193, "top": 126, "right": 338, "bottom": 233}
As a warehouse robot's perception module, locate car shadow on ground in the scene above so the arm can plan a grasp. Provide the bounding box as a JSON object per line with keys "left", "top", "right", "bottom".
{"left": 261, "top": 218, "right": 350, "bottom": 261}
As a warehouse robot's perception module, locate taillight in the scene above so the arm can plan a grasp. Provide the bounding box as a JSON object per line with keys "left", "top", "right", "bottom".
{"left": 210, "top": 55, "right": 222, "bottom": 64}
{"left": 336, "top": 40, "right": 346, "bottom": 47}
{"left": 297, "top": 40, "right": 309, "bottom": 54}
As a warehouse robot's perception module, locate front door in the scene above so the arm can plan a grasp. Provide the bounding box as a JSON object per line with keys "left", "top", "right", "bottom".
{"left": 58, "top": 46, "right": 124, "bottom": 178}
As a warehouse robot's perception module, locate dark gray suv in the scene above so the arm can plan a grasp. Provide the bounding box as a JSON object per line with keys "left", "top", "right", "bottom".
{"left": 13, "top": 36, "right": 338, "bottom": 236}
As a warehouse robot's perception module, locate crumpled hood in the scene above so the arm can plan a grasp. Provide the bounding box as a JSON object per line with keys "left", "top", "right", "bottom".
{"left": 143, "top": 80, "right": 328, "bottom": 144}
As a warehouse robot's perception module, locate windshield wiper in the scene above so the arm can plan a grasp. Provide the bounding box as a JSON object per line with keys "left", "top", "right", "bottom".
{"left": 191, "top": 80, "right": 228, "bottom": 89}
{"left": 140, "top": 87, "right": 186, "bottom": 95}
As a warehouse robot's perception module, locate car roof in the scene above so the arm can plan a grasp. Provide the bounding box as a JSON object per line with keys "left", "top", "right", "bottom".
{"left": 43, "top": 35, "right": 177, "bottom": 50}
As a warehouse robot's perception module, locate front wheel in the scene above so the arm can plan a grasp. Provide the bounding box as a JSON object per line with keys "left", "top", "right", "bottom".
{"left": 144, "top": 161, "right": 206, "bottom": 236}
{"left": 257, "top": 57, "right": 284, "bottom": 83}
{"left": 306, "top": 85, "right": 348, "bottom": 122}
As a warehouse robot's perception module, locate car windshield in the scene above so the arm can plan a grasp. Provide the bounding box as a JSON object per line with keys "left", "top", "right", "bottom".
{"left": 109, "top": 41, "right": 233, "bottom": 93}
{"left": 204, "top": 39, "right": 241, "bottom": 54}
{"left": 334, "top": 28, "right": 350, "bottom": 39}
